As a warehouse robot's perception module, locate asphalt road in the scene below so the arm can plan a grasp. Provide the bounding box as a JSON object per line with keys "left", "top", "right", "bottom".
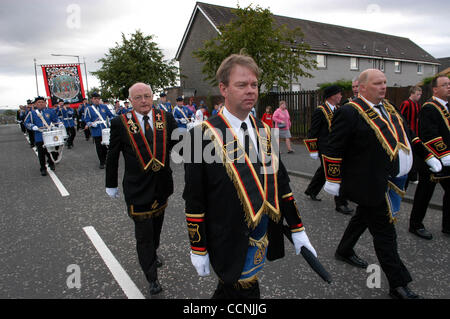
{"left": 0, "top": 124, "right": 448, "bottom": 300}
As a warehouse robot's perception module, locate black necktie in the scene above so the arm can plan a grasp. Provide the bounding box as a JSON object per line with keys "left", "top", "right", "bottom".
{"left": 373, "top": 104, "right": 394, "bottom": 130}
{"left": 240, "top": 122, "right": 251, "bottom": 156}
{"left": 143, "top": 115, "right": 153, "bottom": 143}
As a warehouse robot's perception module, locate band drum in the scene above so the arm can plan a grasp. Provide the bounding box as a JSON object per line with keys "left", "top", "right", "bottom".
{"left": 42, "top": 128, "right": 65, "bottom": 151}
{"left": 101, "top": 128, "right": 110, "bottom": 146}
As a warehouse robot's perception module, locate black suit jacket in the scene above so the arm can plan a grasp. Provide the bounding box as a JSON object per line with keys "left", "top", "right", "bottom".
{"left": 183, "top": 116, "right": 298, "bottom": 284}
{"left": 418, "top": 98, "right": 450, "bottom": 160}
{"left": 106, "top": 110, "right": 178, "bottom": 206}
{"left": 325, "top": 98, "right": 430, "bottom": 207}
{"left": 307, "top": 104, "right": 334, "bottom": 154}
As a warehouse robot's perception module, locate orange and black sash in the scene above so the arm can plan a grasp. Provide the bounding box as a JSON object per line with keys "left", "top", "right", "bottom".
{"left": 349, "top": 98, "right": 410, "bottom": 160}
{"left": 121, "top": 109, "right": 167, "bottom": 172}
{"left": 424, "top": 98, "right": 450, "bottom": 131}
{"left": 202, "top": 114, "right": 280, "bottom": 229}
{"left": 318, "top": 102, "right": 334, "bottom": 131}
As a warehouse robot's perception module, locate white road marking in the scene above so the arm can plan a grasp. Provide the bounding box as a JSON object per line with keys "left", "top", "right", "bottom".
{"left": 25, "top": 135, "right": 70, "bottom": 197}
{"left": 83, "top": 226, "right": 145, "bottom": 299}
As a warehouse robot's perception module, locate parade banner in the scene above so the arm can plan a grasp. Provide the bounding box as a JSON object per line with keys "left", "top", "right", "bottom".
{"left": 41, "top": 64, "right": 85, "bottom": 108}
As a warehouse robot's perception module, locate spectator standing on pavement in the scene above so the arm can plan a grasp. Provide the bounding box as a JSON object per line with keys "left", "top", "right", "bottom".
{"left": 303, "top": 85, "right": 353, "bottom": 214}
{"left": 261, "top": 106, "right": 273, "bottom": 128}
{"left": 272, "top": 100, "right": 294, "bottom": 153}
{"left": 400, "top": 86, "right": 422, "bottom": 185}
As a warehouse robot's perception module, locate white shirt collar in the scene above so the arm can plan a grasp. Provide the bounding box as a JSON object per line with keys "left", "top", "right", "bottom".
{"left": 325, "top": 101, "right": 336, "bottom": 111}
{"left": 433, "top": 96, "right": 449, "bottom": 111}
{"left": 134, "top": 109, "right": 153, "bottom": 130}
{"left": 222, "top": 106, "right": 257, "bottom": 151}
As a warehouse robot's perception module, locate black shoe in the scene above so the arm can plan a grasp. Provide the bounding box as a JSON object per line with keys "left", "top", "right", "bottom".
{"left": 149, "top": 280, "right": 162, "bottom": 295}
{"left": 335, "top": 252, "right": 368, "bottom": 269}
{"left": 389, "top": 286, "right": 422, "bottom": 299}
{"left": 409, "top": 227, "right": 432, "bottom": 240}
{"left": 40, "top": 169, "right": 47, "bottom": 176}
{"left": 304, "top": 191, "right": 321, "bottom": 201}
{"left": 288, "top": 150, "right": 294, "bottom": 154}
{"left": 67, "top": 145, "right": 72, "bottom": 149}
{"left": 30, "top": 144, "right": 35, "bottom": 148}
{"left": 99, "top": 164, "right": 105, "bottom": 169}
{"left": 442, "top": 229, "right": 450, "bottom": 236}
{"left": 49, "top": 164, "right": 55, "bottom": 171}
{"left": 336, "top": 205, "right": 354, "bottom": 215}
{"left": 156, "top": 255, "right": 163, "bottom": 268}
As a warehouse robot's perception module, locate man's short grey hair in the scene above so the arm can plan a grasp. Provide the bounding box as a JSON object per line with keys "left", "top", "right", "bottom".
{"left": 128, "top": 82, "right": 153, "bottom": 97}
{"left": 352, "top": 76, "right": 359, "bottom": 83}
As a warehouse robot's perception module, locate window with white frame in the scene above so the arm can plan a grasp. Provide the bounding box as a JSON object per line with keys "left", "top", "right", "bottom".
{"left": 394, "top": 61, "right": 401, "bottom": 73}
{"left": 379, "top": 60, "right": 385, "bottom": 72}
{"left": 350, "top": 57, "right": 359, "bottom": 70}
{"left": 317, "top": 55, "right": 326, "bottom": 68}
{"left": 417, "top": 64, "right": 423, "bottom": 74}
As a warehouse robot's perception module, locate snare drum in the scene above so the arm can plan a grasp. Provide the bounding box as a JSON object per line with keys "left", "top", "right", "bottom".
{"left": 101, "top": 128, "right": 110, "bottom": 145}
{"left": 42, "top": 128, "right": 65, "bottom": 150}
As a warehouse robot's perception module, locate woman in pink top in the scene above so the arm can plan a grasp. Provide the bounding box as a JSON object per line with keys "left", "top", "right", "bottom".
{"left": 272, "top": 100, "right": 294, "bottom": 153}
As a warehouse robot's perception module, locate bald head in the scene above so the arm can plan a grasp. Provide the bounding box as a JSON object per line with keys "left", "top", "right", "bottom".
{"left": 358, "top": 69, "right": 387, "bottom": 104}
{"left": 128, "top": 82, "right": 154, "bottom": 115}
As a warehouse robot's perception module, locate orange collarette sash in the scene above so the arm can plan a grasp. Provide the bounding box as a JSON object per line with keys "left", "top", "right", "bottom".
{"left": 202, "top": 114, "right": 280, "bottom": 229}
{"left": 318, "top": 103, "right": 334, "bottom": 131}
{"left": 349, "top": 98, "right": 410, "bottom": 160}
{"left": 424, "top": 98, "right": 450, "bottom": 131}
{"left": 121, "top": 109, "right": 167, "bottom": 172}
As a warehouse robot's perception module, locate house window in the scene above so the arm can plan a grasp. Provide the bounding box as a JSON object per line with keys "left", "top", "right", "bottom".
{"left": 317, "top": 55, "right": 326, "bottom": 68}
{"left": 417, "top": 64, "right": 423, "bottom": 74}
{"left": 394, "top": 61, "right": 401, "bottom": 73}
{"left": 379, "top": 60, "right": 385, "bottom": 72}
{"left": 291, "top": 83, "right": 301, "bottom": 92}
{"left": 350, "top": 57, "right": 359, "bottom": 70}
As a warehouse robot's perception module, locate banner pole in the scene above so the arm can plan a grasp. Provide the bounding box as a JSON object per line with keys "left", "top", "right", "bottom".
{"left": 34, "top": 58, "right": 39, "bottom": 96}
{"left": 83, "top": 57, "right": 89, "bottom": 95}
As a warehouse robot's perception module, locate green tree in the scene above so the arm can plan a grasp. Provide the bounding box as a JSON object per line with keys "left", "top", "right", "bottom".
{"left": 193, "top": 4, "right": 316, "bottom": 94}
{"left": 92, "top": 30, "right": 178, "bottom": 100}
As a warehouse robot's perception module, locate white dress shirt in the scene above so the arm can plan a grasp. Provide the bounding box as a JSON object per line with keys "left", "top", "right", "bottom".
{"left": 433, "top": 96, "right": 449, "bottom": 112}
{"left": 360, "top": 95, "right": 413, "bottom": 177}
{"left": 325, "top": 101, "right": 336, "bottom": 112}
{"left": 222, "top": 106, "right": 258, "bottom": 154}
{"left": 134, "top": 109, "right": 153, "bottom": 131}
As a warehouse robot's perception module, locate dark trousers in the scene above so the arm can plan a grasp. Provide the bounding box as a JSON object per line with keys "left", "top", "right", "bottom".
{"left": 20, "top": 122, "right": 26, "bottom": 133}
{"left": 35, "top": 142, "right": 54, "bottom": 170}
{"left": 133, "top": 212, "right": 165, "bottom": 283}
{"left": 82, "top": 122, "right": 91, "bottom": 139}
{"left": 405, "top": 154, "right": 419, "bottom": 190}
{"left": 93, "top": 136, "right": 108, "bottom": 165}
{"left": 305, "top": 160, "right": 349, "bottom": 207}
{"left": 67, "top": 126, "right": 76, "bottom": 146}
{"left": 410, "top": 163, "right": 450, "bottom": 232}
{"left": 212, "top": 280, "right": 260, "bottom": 299}
{"left": 336, "top": 203, "right": 412, "bottom": 289}
{"left": 27, "top": 129, "right": 35, "bottom": 146}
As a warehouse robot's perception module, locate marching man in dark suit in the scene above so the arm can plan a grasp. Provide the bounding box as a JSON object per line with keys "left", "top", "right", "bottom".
{"left": 323, "top": 69, "right": 442, "bottom": 299}
{"left": 105, "top": 82, "right": 178, "bottom": 295}
{"left": 183, "top": 54, "right": 317, "bottom": 299}
{"left": 409, "top": 75, "right": 450, "bottom": 240}
{"left": 304, "top": 84, "right": 353, "bottom": 214}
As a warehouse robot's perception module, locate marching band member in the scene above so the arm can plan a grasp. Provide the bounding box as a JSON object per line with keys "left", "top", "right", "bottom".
{"left": 105, "top": 83, "right": 178, "bottom": 295}
{"left": 61, "top": 101, "right": 76, "bottom": 149}
{"left": 78, "top": 98, "right": 91, "bottom": 140}
{"left": 24, "top": 97, "right": 61, "bottom": 176}
{"left": 173, "top": 96, "right": 194, "bottom": 130}
{"left": 83, "top": 92, "right": 115, "bottom": 169}
{"left": 157, "top": 93, "right": 172, "bottom": 113}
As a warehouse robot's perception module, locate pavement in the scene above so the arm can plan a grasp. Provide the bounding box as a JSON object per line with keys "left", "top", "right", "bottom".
{"left": 0, "top": 124, "right": 448, "bottom": 300}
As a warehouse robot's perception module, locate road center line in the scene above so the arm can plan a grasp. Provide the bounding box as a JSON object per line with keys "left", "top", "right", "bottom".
{"left": 83, "top": 226, "right": 145, "bottom": 299}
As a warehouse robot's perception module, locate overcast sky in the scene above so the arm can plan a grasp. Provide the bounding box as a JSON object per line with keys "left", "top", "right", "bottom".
{"left": 1, "top": 0, "right": 449, "bottom": 108}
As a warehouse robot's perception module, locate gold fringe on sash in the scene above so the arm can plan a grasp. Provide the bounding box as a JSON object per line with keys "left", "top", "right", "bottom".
{"left": 202, "top": 122, "right": 281, "bottom": 230}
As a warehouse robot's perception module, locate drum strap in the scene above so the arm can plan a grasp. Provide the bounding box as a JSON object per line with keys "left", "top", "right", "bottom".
{"left": 91, "top": 105, "right": 108, "bottom": 127}
{"left": 35, "top": 110, "right": 51, "bottom": 130}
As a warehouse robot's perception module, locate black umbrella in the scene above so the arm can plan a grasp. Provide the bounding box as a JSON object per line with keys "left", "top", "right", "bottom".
{"left": 283, "top": 225, "right": 332, "bottom": 284}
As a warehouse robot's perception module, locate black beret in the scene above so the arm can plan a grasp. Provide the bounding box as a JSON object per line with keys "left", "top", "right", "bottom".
{"left": 324, "top": 85, "right": 342, "bottom": 99}
{"left": 26, "top": 99, "right": 32, "bottom": 104}
{"left": 160, "top": 93, "right": 167, "bottom": 97}
{"left": 64, "top": 101, "right": 70, "bottom": 105}
{"left": 34, "top": 96, "right": 45, "bottom": 102}
{"left": 176, "top": 96, "right": 184, "bottom": 102}
{"left": 91, "top": 92, "right": 100, "bottom": 98}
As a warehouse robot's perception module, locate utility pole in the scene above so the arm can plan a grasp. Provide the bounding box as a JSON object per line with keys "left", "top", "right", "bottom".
{"left": 34, "top": 58, "right": 39, "bottom": 96}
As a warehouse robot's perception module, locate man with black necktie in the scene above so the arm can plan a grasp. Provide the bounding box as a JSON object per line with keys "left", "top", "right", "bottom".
{"left": 304, "top": 85, "right": 353, "bottom": 214}
{"left": 323, "top": 69, "right": 442, "bottom": 299}
{"left": 105, "top": 82, "right": 178, "bottom": 296}
{"left": 409, "top": 75, "right": 450, "bottom": 240}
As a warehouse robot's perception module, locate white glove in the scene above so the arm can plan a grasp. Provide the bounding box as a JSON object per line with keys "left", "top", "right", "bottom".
{"left": 190, "top": 251, "right": 210, "bottom": 277}
{"left": 106, "top": 187, "right": 119, "bottom": 199}
{"left": 32, "top": 125, "right": 39, "bottom": 131}
{"left": 91, "top": 122, "right": 98, "bottom": 128}
{"left": 426, "top": 157, "right": 443, "bottom": 173}
{"left": 309, "top": 152, "right": 319, "bottom": 160}
{"left": 180, "top": 118, "right": 187, "bottom": 124}
{"left": 324, "top": 181, "right": 340, "bottom": 196}
{"left": 441, "top": 155, "right": 450, "bottom": 167}
{"left": 292, "top": 231, "right": 317, "bottom": 257}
